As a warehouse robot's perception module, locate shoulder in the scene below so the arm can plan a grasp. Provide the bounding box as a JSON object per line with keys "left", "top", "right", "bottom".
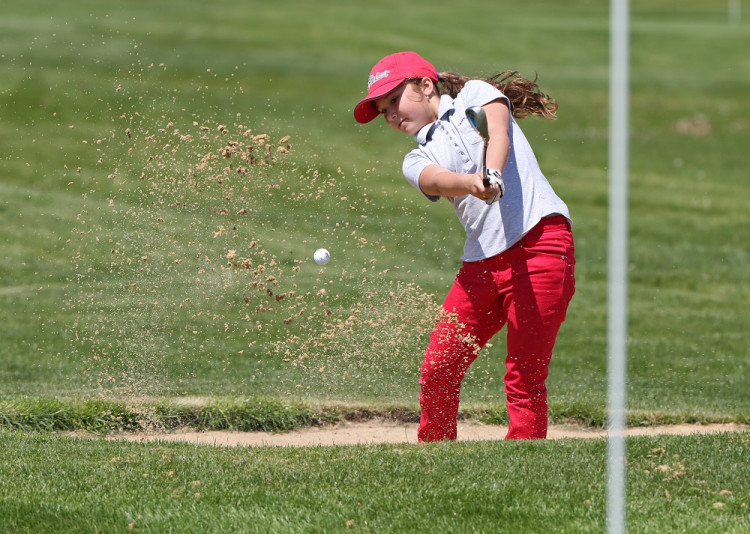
{"left": 458, "top": 79, "right": 507, "bottom": 108}
{"left": 403, "top": 146, "right": 429, "bottom": 174}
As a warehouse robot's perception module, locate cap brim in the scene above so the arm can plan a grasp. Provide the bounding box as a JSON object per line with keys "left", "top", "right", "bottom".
{"left": 353, "top": 77, "right": 404, "bottom": 124}
{"left": 353, "top": 99, "right": 380, "bottom": 124}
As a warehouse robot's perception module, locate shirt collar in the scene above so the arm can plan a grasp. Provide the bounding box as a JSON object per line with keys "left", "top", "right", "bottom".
{"left": 413, "top": 94, "right": 456, "bottom": 145}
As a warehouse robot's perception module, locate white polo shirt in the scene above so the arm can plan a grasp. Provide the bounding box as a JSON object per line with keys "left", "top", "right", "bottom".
{"left": 402, "top": 80, "right": 570, "bottom": 261}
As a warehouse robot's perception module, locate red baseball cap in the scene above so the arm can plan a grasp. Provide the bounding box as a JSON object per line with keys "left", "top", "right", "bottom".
{"left": 353, "top": 51, "right": 439, "bottom": 124}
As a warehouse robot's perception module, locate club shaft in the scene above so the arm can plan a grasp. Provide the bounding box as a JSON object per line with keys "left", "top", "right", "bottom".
{"left": 482, "top": 144, "right": 490, "bottom": 187}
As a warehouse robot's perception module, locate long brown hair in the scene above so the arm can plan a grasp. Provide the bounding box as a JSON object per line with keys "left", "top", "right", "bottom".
{"left": 437, "top": 71, "right": 558, "bottom": 120}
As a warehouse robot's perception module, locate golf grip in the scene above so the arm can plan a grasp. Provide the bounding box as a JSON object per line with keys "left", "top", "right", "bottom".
{"left": 482, "top": 145, "right": 490, "bottom": 187}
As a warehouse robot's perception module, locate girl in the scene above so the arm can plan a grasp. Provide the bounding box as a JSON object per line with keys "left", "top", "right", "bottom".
{"left": 353, "top": 51, "right": 575, "bottom": 441}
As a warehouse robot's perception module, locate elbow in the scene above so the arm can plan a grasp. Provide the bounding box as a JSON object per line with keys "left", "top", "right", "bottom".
{"left": 419, "top": 179, "right": 440, "bottom": 197}
{"left": 417, "top": 170, "right": 442, "bottom": 197}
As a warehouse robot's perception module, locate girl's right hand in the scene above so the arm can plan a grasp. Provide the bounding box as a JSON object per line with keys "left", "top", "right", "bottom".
{"left": 418, "top": 165, "right": 502, "bottom": 202}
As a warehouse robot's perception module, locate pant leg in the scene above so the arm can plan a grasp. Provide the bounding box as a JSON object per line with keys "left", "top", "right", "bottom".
{"left": 417, "top": 263, "right": 505, "bottom": 442}
{"left": 503, "top": 217, "right": 576, "bottom": 439}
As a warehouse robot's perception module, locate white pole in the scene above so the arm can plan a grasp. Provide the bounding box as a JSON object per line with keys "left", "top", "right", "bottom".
{"left": 608, "top": 0, "right": 629, "bottom": 532}
{"left": 729, "top": 0, "right": 741, "bottom": 24}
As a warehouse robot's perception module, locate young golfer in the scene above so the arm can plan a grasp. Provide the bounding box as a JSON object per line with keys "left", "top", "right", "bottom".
{"left": 353, "top": 51, "right": 576, "bottom": 441}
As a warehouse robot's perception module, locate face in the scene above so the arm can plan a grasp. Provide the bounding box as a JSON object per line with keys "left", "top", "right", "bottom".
{"left": 374, "top": 78, "right": 438, "bottom": 135}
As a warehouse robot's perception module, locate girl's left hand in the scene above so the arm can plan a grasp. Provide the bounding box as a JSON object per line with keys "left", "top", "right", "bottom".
{"left": 482, "top": 169, "right": 505, "bottom": 205}
{"left": 474, "top": 171, "right": 503, "bottom": 204}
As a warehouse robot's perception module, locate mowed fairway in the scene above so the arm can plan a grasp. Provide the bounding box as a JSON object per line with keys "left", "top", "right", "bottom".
{"left": 0, "top": 0, "right": 748, "bottom": 531}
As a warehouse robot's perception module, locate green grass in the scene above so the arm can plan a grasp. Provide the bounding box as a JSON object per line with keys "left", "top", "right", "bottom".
{"left": 1, "top": 429, "right": 747, "bottom": 533}
{"left": 1, "top": 0, "right": 746, "bottom": 422}
{"left": 0, "top": 397, "right": 329, "bottom": 434}
{"left": 1, "top": 0, "right": 749, "bottom": 530}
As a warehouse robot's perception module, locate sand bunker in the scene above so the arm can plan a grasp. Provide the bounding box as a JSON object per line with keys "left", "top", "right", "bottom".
{"left": 106, "top": 421, "right": 747, "bottom": 448}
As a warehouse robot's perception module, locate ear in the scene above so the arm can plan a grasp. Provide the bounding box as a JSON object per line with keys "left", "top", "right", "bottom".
{"left": 419, "top": 77, "right": 437, "bottom": 97}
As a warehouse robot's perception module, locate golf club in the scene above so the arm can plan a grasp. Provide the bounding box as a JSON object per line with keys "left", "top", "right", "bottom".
{"left": 465, "top": 106, "right": 504, "bottom": 204}
{"left": 465, "top": 106, "right": 491, "bottom": 187}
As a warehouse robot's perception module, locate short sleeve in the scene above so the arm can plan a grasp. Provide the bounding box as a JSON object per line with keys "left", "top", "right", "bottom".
{"left": 460, "top": 79, "right": 509, "bottom": 109}
{"left": 403, "top": 149, "right": 440, "bottom": 202}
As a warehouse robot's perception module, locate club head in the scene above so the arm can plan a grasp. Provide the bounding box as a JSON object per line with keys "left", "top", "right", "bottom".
{"left": 465, "top": 106, "right": 490, "bottom": 142}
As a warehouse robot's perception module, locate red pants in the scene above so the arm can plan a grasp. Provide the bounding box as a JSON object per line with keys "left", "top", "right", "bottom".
{"left": 418, "top": 216, "right": 576, "bottom": 442}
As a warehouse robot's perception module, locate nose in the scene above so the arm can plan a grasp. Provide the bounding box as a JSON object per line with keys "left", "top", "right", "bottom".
{"left": 384, "top": 105, "right": 398, "bottom": 124}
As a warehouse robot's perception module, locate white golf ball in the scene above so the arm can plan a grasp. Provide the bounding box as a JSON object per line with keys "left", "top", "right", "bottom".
{"left": 313, "top": 248, "right": 330, "bottom": 265}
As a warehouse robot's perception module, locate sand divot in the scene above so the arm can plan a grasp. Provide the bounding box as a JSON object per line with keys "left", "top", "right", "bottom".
{"left": 106, "top": 421, "right": 747, "bottom": 448}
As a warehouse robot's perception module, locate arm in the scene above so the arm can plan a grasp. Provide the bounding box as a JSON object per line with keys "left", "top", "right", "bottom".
{"left": 483, "top": 98, "right": 512, "bottom": 172}
{"left": 418, "top": 99, "right": 511, "bottom": 199}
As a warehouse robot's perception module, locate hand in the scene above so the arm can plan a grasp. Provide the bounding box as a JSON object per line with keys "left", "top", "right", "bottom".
{"left": 481, "top": 169, "right": 504, "bottom": 205}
